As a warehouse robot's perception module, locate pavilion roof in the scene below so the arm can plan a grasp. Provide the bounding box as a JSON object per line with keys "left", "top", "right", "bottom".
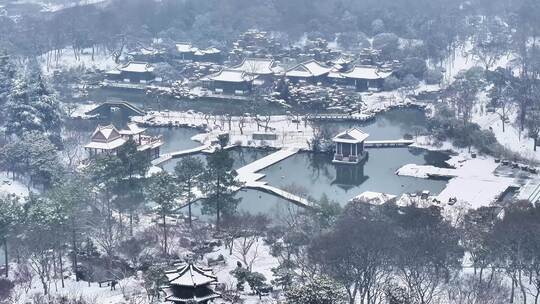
{"left": 207, "top": 69, "right": 255, "bottom": 83}
{"left": 85, "top": 124, "right": 126, "bottom": 150}
{"left": 119, "top": 122, "right": 146, "bottom": 136}
{"left": 176, "top": 43, "right": 195, "bottom": 53}
{"left": 285, "top": 59, "right": 332, "bottom": 78}
{"left": 118, "top": 61, "right": 154, "bottom": 73}
{"left": 232, "top": 58, "right": 275, "bottom": 75}
{"left": 341, "top": 65, "right": 392, "bottom": 80}
{"left": 164, "top": 263, "right": 217, "bottom": 287}
{"left": 333, "top": 128, "right": 369, "bottom": 143}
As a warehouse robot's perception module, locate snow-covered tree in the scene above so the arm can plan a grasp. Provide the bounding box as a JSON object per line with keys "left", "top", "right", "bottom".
{"left": 145, "top": 171, "right": 179, "bottom": 257}
{"left": 285, "top": 276, "right": 347, "bottom": 304}
{"left": 4, "top": 64, "right": 62, "bottom": 141}
{"left": 0, "top": 194, "right": 22, "bottom": 278}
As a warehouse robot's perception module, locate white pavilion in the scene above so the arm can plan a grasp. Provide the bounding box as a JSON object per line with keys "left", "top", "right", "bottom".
{"left": 332, "top": 128, "right": 369, "bottom": 164}
{"left": 84, "top": 123, "right": 163, "bottom": 160}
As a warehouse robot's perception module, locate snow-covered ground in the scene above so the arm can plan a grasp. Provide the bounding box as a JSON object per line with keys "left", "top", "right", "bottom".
{"left": 38, "top": 47, "right": 118, "bottom": 75}
{"left": 472, "top": 91, "right": 540, "bottom": 162}
{"left": 40, "top": 0, "right": 109, "bottom": 12}
{"left": 207, "top": 240, "right": 280, "bottom": 304}
{"left": 0, "top": 172, "right": 31, "bottom": 197}
{"left": 10, "top": 269, "right": 146, "bottom": 304}
{"left": 403, "top": 136, "right": 524, "bottom": 209}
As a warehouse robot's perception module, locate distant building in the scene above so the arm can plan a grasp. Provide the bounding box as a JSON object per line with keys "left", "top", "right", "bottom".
{"left": 127, "top": 47, "right": 166, "bottom": 63}
{"left": 232, "top": 58, "right": 277, "bottom": 78}
{"left": 161, "top": 263, "right": 220, "bottom": 304}
{"left": 332, "top": 128, "right": 369, "bottom": 164}
{"left": 105, "top": 61, "right": 156, "bottom": 84}
{"left": 175, "top": 43, "right": 195, "bottom": 60}
{"left": 285, "top": 59, "right": 332, "bottom": 83}
{"left": 175, "top": 43, "right": 222, "bottom": 62}
{"left": 340, "top": 65, "right": 393, "bottom": 91}
{"left": 84, "top": 123, "right": 163, "bottom": 160}
{"left": 202, "top": 69, "right": 256, "bottom": 95}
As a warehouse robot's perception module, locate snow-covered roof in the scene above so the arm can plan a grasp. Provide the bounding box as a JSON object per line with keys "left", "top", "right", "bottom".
{"left": 176, "top": 43, "right": 194, "bottom": 53}
{"left": 328, "top": 71, "right": 345, "bottom": 79}
{"left": 333, "top": 128, "right": 369, "bottom": 143}
{"left": 162, "top": 287, "right": 220, "bottom": 303}
{"left": 119, "top": 122, "right": 146, "bottom": 135}
{"left": 86, "top": 124, "right": 127, "bottom": 150}
{"left": 285, "top": 59, "right": 332, "bottom": 78}
{"left": 118, "top": 61, "right": 154, "bottom": 73}
{"left": 105, "top": 70, "right": 122, "bottom": 75}
{"left": 233, "top": 58, "right": 275, "bottom": 75}
{"left": 333, "top": 56, "right": 353, "bottom": 65}
{"left": 90, "top": 124, "right": 122, "bottom": 142}
{"left": 84, "top": 138, "right": 126, "bottom": 150}
{"left": 341, "top": 65, "right": 393, "bottom": 80}
{"left": 350, "top": 191, "right": 397, "bottom": 205}
{"left": 202, "top": 47, "right": 221, "bottom": 54}
{"left": 165, "top": 263, "right": 217, "bottom": 287}
{"left": 207, "top": 69, "right": 255, "bottom": 83}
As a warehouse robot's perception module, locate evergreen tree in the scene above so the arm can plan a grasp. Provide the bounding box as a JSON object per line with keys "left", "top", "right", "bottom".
{"left": 201, "top": 149, "right": 242, "bottom": 230}
{"left": 174, "top": 156, "right": 204, "bottom": 228}
{"left": 4, "top": 64, "right": 62, "bottom": 141}
{"left": 47, "top": 175, "right": 92, "bottom": 282}
{"left": 0, "top": 51, "right": 15, "bottom": 114}
{"left": 145, "top": 171, "right": 179, "bottom": 257}
{"left": 0, "top": 131, "right": 61, "bottom": 189}
{"left": 0, "top": 194, "right": 22, "bottom": 278}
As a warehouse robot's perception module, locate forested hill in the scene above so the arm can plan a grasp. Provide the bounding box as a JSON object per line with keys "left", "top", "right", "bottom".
{"left": 0, "top": 0, "right": 539, "bottom": 62}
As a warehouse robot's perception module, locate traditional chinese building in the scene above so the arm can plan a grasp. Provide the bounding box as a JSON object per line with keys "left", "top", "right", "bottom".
{"left": 340, "top": 65, "right": 393, "bottom": 91}
{"left": 127, "top": 47, "right": 166, "bottom": 63}
{"left": 84, "top": 123, "right": 163, "bottom": 160}
{"left": 203, "top": 69, "right": 256, "bottom": 95}
{"left": 162, "top": 263, "right": 220, "bottom": 304}
{"left": 285, "top": 59, "right": 332, "bottom": 83}
{"left": 332, "top": 128, "right": 369, "bottom": 164}
{"left": 232, "top": 58, "right": 277, "bottom": 79}
{"left": 175, "top": 43, "right": 222, "bottom": 62}
{"left": 105, "top": 61, "right": 156, "bottom": 83}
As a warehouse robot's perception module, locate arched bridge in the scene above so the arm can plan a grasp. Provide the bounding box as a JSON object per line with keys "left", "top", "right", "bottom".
{"left": 85, "top": 101, "right": 146, "bottom": 117}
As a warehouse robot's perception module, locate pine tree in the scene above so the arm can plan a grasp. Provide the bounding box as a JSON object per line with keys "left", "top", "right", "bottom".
{"left": 4, "top": 64, "right": 62, "bottom": 140}
{"left": 0, "top": 194, "right": 22, "bottom": 278}
{"left": 174, "top": 156, "right": 204, "bottom": 228}
{"left": 201, "top": 149, "right": 242, "bottom": 231}
{"left": 145, "top": 171, "right": 179, "bottom": 257}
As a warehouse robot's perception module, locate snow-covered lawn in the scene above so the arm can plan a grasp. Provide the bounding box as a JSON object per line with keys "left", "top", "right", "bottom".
{"left": 38, "top": 46, "right": 117, "bottom": 75}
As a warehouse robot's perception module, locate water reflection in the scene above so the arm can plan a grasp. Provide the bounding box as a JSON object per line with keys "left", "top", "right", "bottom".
{"left": 332, "top": 162, "right": 370, "bottom": 191}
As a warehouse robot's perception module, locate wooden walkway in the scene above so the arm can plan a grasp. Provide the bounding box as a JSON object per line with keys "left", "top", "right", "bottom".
{"left": 246, "top": 182, "right": 313, "bottom": 208}
{"left": 85, "top": 100, "right": 146, "bottom": 116}
{"left": 151, "top": 143, "right": 211, "bottom": 166}
{"left": 236, "top": 148, "right": 300, "bottom": 183}
{"left": 364, "top": 139, "right": 414, "bottom": 148}
{"left": 235, "top": 148, "right": 314, "bottom": 207}
{"left": 306, "top": 113, "right": 375, "bottom": 122}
